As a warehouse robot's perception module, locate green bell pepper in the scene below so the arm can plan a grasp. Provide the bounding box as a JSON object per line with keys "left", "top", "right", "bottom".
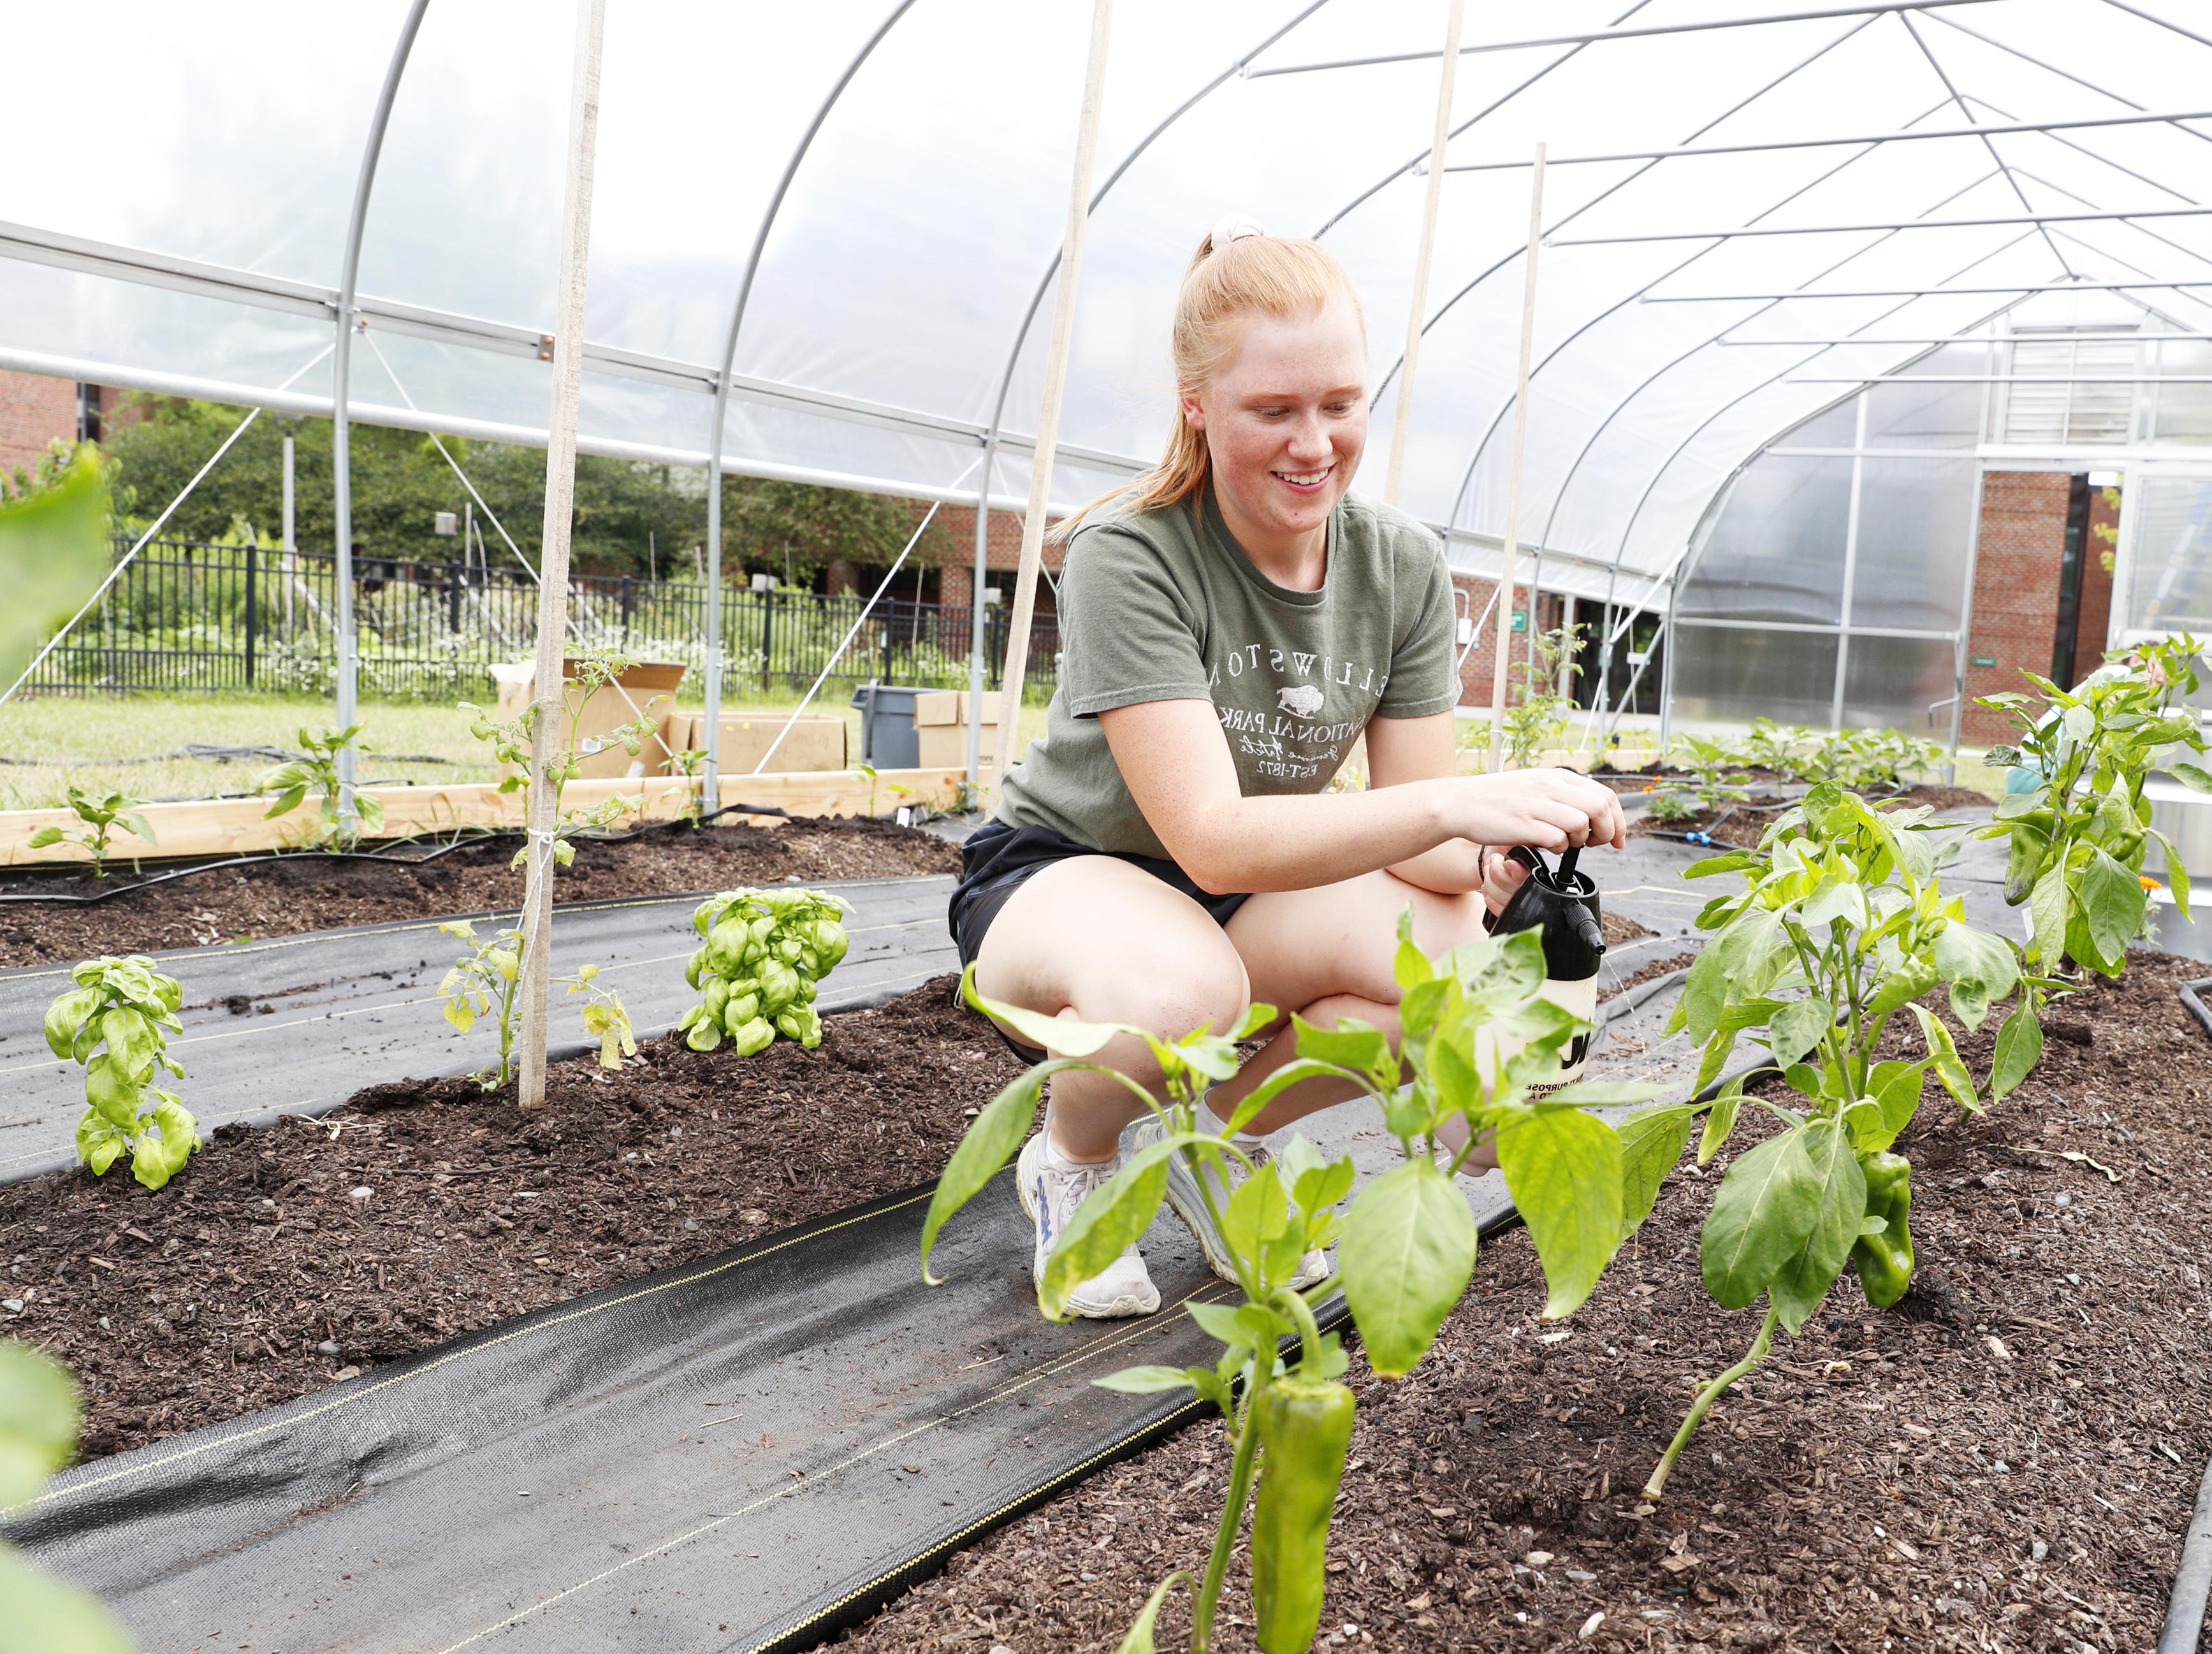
{"left": 1852, "top": 1150, "right": 1915, "bottom": 1308}
{"left": 1252, "top": 1375, "right": 1356, "bottom": 1654}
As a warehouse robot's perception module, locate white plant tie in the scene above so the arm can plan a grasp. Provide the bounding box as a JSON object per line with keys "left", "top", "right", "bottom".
{"left": 1207, "top": 212, "right": 1266, "bottom": 249}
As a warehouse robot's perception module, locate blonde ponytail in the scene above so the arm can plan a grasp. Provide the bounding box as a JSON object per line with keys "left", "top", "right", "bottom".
{"left": 1049, "top": 223, "right": 1364, "bottom": 543}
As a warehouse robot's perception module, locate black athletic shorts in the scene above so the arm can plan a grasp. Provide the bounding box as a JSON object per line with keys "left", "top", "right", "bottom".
{"left": 947, "top": 819, "right": 1251, "bottom": 1061}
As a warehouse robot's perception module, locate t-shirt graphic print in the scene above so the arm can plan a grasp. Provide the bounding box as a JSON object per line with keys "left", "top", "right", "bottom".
{"left": 996, "top": 487, "right": 1459, "bottom": 864}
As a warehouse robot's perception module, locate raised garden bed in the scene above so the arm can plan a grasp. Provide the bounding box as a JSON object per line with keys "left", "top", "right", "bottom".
{"left": 0, "top": 814, "right": 961, "bottom": 969}
{"left": 0, "top": 976, "right": 1019, "bottom": 1460}
{"left": 838, "top": 952, "right": 2212, "bottom": 1653}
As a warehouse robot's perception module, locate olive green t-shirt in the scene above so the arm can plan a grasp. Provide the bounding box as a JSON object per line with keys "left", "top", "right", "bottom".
{"left": 996, "top": 487, "right": 1459, "bottom": 862}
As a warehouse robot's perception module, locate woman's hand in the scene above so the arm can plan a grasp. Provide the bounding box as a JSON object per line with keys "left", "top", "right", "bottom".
{"left": 1444, "top": 769, "right": 1627, "bottom": 856}
{"left": 1478, "top": 848, "right": 1529, "bottom": 916}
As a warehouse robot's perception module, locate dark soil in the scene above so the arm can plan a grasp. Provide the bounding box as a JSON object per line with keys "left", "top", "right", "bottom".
{"left": 1629, "top": 784, "right": 1996, "bottom": 848}
{"left": 1600, "top": 911, "right": 1656, "bottom": 947}
{"left": 0, "top": 976, "right": 1023, "bottom": 1462}
{"left": 0, "top": 816, "right": 961, "bottom": 969}
{"left": 1598, "top": 951, "right": 1696, "bottom": 1005}
{"left": 840, "top": 952, "right": 2212, "bottom": 1653}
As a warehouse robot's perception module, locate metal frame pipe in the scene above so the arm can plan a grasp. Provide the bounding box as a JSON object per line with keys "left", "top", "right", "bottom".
{"left": 1246, "top": 0, "right": 1996, "bottom": 75}
{"left": 701, "top": 1, "right": 917, "bottom": 804}
{"left": 1644, "top": 279, "right": 2212, "bottom": 300}
{"left": 1438, "top": 106, "right": 2212, "bottom": 170}
{"left": 330, "top": 0, "right": 430, "bottom": 820}
{"left": 1549, "top": 205, "right": 2212, "bottom": 245}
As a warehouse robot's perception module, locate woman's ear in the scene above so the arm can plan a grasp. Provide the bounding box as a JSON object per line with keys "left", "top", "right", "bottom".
{"left": 1179, "top": 386, "right": 1206, "bottom": 432}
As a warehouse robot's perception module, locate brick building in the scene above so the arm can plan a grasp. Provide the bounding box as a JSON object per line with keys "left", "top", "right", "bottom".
{"left": 1961, "top": 470, "right": 2120, "bottom": 745}
{"left": 0, "top": 370, "right": 109, "bottom": 479}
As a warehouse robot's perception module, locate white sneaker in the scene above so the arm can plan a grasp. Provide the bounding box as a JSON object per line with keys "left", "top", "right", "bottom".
{"left": 1124, "top": 1116, "right": 1330, "bottom": 1292}
{"left": 1015, "top": 1131, "right": 1160, "bottom": 1319}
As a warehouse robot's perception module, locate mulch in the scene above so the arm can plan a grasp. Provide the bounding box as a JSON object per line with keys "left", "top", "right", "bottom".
{"left": 0, "top": 976, "right": 1024, "bottom": 1462}
{"left": 838, "top": 952, "right": 2212, "bottom": 1653}
{"left": 0, "top": 815, "right": 962, "bottom": 969}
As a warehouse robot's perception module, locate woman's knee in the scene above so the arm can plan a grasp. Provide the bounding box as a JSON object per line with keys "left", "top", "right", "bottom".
{"left": 1079, "top": 945, "right": 1251, "bottom": 1046}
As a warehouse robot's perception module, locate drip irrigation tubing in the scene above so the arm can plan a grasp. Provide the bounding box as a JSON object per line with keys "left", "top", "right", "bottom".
{"left": 2178, "top": 978, "right": 2212, "bottom": 1043}
{"left": 2160, "top": 1445, "right": 2212, "bottom": 1654}
{"left": 0, "top": 800, "right": 807, "bottom": 905}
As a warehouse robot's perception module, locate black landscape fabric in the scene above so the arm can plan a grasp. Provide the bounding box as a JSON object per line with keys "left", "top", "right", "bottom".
{"left": 8, "top": 1167, "right": 1393, "bottom": 1654}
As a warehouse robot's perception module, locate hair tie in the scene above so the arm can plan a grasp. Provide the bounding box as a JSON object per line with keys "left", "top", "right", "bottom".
{"left": 1207, "top": 213, "right": 1266, "bottom": 252}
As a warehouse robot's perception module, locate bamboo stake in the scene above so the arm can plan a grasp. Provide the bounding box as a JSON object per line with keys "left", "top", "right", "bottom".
{"left": 993, "top": 0, "right": 1114, "bottom": 790}
{"left": 1486, "top": 143, "right": 1546, "bottom": 775}
{"left": 517, "top": 0, "right": 607, "bottom": 1110}
{"left": 1382, "top": 0, "right": 1467, "bottom": 507}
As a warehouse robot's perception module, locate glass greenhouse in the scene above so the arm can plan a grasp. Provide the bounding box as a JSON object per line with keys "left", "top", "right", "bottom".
{"left": 3, "top": 0, "right": 2209, "bottom": 752}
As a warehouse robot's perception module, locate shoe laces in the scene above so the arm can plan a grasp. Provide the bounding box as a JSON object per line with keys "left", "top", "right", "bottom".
{"left": 1044, "top": 1156, "right": 1116, "bottom": 1245}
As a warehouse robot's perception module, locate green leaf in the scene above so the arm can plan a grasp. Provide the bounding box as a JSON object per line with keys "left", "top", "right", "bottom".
{"left": 1766, "top": 1120, "right": 1867, "bottom": 1334}
{"left": 959, "top": 965, "right": 1133, "bottom": 1059}
{"left": 1184, "top": 1299, "right": 1251, "bottom": 1350}
{"left": 1907, "top": 1004, "right": 1979, "bottom": 1114}
{"left": 2078, "top": 847, "right": 2146, "bottom": 969}
{"left": 1932, "top": 920, "right": 2019, "bottom": 1033}
{"left": 1765, "top": 996, "right": 1832, "bottom": 1066}
{"left": 1990, "top": 997, "right": 2043, "bottom": 1102}
{"left": 1495, "top": 1105, "right": 1625, "bottom": 1318}
{"left": 24, "top": 827, "right": 63, "bottom": 849}
{"left": 1392, "top": 908, "right": 1434, "bottom": 989}
{"left": 1700, "top": 1126, "right": 1821, "bottom": 1311}
{"left": 918, "top": 1062, "right": 1054, "bottom": 1284}
{"left": 0, "top": 1544, "right": 136, "bottom": 1654}
{"left": 1339, "top": 1158, "right": 1477, "bottom": 1377}
{"left": 1038, "top": 1152, "right": 1171, "bottom": 1321}
{"left": 1288, "top": 1015, "right": 1392, "bottom": 1085}
{"left": 2170, "top": 760, "right": 2212, "bottom": 792}
{"left": 99, "top": 1007, "right": 154, "bottom": 1083}
{"left": 1866, "top": 1059, "right": 1929, "bottom": 1147}
{"left": 0, "top": 1341, "right": 80, "bottom": 1507}
{"left": 1698, "top": 1084, "right": 1742, "bottom": 1166}
{"left": 1110, "top": 1572, "right": 1191, "bottom": 1654}
{"left": 81, "top": 1055, "right": 140, "bottom": 1131}
{"left": 1615, "top": 1105, "right": 1695, "bottom": 1242}
{"left": 131, "top": 1099, "right": 198, "bottom": 1191}
{"left": 1539, "top": 1080, "right": 1661, "bottom": 1108}
{"left": 75, "top": 1113, "right": 128, "bottom": 1177}
{"left": 2151, "top": 828, "right": 2192, "bottom": 924}
{"left": 2026, "top": 863, "right": 2071, "bottom": 968}
{"left": 1091, "top": 1365, "right": 1201, "bottom": 1396}
{"left": 41, "top": 987, "right": 101, "bottom": 1061}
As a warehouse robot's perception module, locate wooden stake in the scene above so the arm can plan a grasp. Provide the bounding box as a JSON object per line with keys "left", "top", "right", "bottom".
{"left": 1486, "top": 142, "right": 1546, "bottom": 775}
{"left": 1382, "top": 0, "right": 1467, "bottom": 507}
{"left": 993, "top": 0, "right": 1114, "bottom": 786}
{"left": 517, "top": 0, "right": 607, "bottom": 1110}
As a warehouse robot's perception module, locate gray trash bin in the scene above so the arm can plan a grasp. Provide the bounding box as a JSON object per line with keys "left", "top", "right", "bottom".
{"left": 848, "top": 683, "right": 931, "bottom": 769}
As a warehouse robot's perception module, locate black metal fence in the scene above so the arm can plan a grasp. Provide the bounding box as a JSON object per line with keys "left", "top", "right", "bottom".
{"left": 25, "top": 540, "right": 1060, "bottom": 701}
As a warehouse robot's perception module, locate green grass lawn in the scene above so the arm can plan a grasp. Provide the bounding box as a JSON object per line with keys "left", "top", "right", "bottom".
{"left": 0, "top": 687, "right": 1044, "bottom": 811}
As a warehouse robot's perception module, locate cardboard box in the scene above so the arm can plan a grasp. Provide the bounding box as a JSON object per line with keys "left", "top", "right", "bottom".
{"left": 490, "top": 658, "right": 687, "bottom": 780}
{"left": 915, "top": 690, "right": 996, "bottom": 769}
{"left": 673, "top": 711, "right": 848, "bottom": 774}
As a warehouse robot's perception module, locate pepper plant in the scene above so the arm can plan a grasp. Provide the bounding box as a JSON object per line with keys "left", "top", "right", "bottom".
{"left": 435, "top": 919, "right": 636, "bottom": 1087}
{"left": 1628, "top": 782, "right": 2044, "bottom": 1497}
{"left": 1657, "top": 732, "right": 1754, "bottom": 818}
{"left": 26, "top": 785, "right": 157, "bottom": 878}
{"left": 678, "top": 887, "right": 850, "bottom": 1054}
{"left": 1976, "top": 636, "right": 2209, "bottom": 975}
{"left": 45, "top": 955, "right": 199, "bottom": 1191}
{"left": 922, "top": 916, "right": 1652, "bottom": 1653}
{"left": 0, "top": 1341, "right": 134, "bottom": 1651}
{"left": 1501, "top": 621, "right": 1583, "bottom": 771}
{"left": 258, "top": 724, "right": 382, "bottom": 843}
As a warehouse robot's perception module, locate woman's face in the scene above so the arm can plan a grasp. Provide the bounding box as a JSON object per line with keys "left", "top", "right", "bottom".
{"left": 1182, "top": 299, "right": 1367, "bottom": 549}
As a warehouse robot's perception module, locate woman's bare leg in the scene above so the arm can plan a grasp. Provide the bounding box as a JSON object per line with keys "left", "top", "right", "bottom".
{"left": 1210, "top": 870, "right": 1491, "bottom": 1139}
{"left": 972, "top": 856, "right": 1251, "bottom": 1162}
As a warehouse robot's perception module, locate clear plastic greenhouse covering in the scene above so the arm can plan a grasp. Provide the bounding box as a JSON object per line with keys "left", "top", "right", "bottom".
{"left": 3, "top": 0, "right": 2211, "bottom": 615}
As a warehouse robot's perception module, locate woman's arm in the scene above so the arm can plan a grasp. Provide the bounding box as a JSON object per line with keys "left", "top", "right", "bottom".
{"left": 1100, "top": 699, "right": 1625, "bottom": 895}
{"left": 1364, "top": 711, "right": 1488, "bottom": 896}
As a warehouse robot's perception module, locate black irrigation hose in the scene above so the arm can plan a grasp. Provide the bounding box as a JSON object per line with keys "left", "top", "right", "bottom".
{"left": 0, "top": 799, "right": 803, "bottom": 906}
{"left": 2161, "top": 1448, "right": 2212, "bottom": 1654}
{"left": 2178, "top": 978, "right": 2212, "bottom": 1043}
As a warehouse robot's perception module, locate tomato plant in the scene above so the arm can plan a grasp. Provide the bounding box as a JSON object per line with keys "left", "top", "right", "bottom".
{"left": 922, "top": 915, "right": 1652, "bottom": 1653}
{"left": 258, "top": 724, "right": 383, "bottom": 843}
{"left": 436, "top": 920, "right": 636, "bottom": 1086}
{"left": 678, "top": 887, "right": 850, "bottom": 1054}
{"left": 45, "top": 955, "right": 199, "bottom": 1191}
{"left": 1627, "top": 782, "right": 2044, "bottom": 1496}
{"left": 26, "top": 786, "right": 157, "bottom": 878}
{"left": 0, "top": 1341, "right": 133, "bottom": 1651}
{"left": 1501, "top": 621, "right": 1582, "bottom": 770}
{"left": 459, "top": 646, "right": 662, "bottom": 867}
{"left": 1976, "top": 637, "right": 2210, "bottom": 975}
